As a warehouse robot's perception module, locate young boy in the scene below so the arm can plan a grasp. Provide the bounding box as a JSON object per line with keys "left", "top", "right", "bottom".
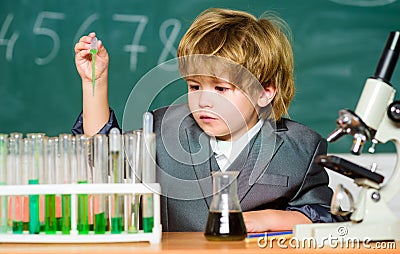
{"left": 72, "top": 8, "right": 334, "bottom": 232}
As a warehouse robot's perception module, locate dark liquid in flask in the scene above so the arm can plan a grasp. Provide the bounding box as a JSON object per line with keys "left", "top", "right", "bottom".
{"left": 204, "top": 211, "right": 247, "bottom": 241}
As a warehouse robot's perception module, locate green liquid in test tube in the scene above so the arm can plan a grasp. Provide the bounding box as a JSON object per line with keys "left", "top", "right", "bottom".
{"left": 78, "top": 180, "right": 89, "bottom": 234}
{"left": 90, "top": 37, "right": 98, "bottom": 96}
{"left": 109, "top": 128, "right": 123, "bottom": 234}
{"left": 94, "top": 212, "right": 106, "bottom": 234}
{"left": 0, "top": 134, "right": 8, "bottom": 233}
{"left": 59, "top": 134, "right": 72, "bottom": 234}
{"left": 61, "top": 194, "right": 71, "bottom": 234}
{"left": 27, "top": 133, "right": 45, "bottom": 234}
{"left": 54, "top": 137, "right": 63, "bottom": 232}
{"left": 111, "top": 150, "right": 123, "bottom": 234}
{"left": 93, "top": 134, "right": 108, "bottom": 234}
{"left": 142, "top": 194, "right": 154, "bottom": 233}
{"left": 29, "top": 179, "right": 40, "bottom": 234}
{"left": 45, "top": 195, "right": 56, "bottom": 234}
{"left": 111, "top": 216, "right": 122, "bottom": 233}
{"left": 44, "top": 137, "right": 58, "bottom": 234}
{"left": 76, "top": 135, "right": 91, "bottom": 234}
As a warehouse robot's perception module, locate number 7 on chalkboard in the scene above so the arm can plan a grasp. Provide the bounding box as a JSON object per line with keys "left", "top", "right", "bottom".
{"left": 112, "top": 14, "right": 148, "bottom": 72}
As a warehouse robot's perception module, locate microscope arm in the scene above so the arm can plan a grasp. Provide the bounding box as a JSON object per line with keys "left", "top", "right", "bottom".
{"left": 353, "top": 30, "right": 400, "bottom": 201}
{"left": 373, "top": 111, "right": 400, "bottom": 201}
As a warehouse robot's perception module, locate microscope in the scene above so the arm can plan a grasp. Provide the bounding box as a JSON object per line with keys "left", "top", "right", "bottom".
{"left": 294, "top": 31, "right": 400, "bottom": 244}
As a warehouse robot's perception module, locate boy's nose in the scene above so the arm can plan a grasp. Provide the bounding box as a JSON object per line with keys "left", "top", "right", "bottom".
{"left": 198, "top": 91, "right": 213, "bottom": 108}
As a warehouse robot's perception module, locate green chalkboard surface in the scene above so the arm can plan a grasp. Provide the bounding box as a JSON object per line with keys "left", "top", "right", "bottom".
{"left": 1, "top": 0, "right": 400, "bottom": 153}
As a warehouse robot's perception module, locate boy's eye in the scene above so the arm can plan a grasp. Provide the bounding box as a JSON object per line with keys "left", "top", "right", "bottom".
{"left": 215, "top": 86, "right": 229, "bottom": 92}
{"left": 188, "top": 85, "right": 200, "bottom": 91}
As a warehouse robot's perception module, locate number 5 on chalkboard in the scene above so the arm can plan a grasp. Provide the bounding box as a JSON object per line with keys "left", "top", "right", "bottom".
{"left": 33, "top": 11, "right": 65, "bottom": 66}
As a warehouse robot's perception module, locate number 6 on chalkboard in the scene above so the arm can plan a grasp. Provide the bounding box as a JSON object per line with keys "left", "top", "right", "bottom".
{"left": 33, "top": 11, "right": 65, "bottom": 66}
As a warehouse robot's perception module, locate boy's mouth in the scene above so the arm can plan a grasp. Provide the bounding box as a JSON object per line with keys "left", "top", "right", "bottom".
{"left": 199, "top": 114, "right": 217, "bottom": 121}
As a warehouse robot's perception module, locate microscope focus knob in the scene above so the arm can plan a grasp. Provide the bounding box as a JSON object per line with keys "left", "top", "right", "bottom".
{"left": 388, "top": 101, "right": 400, "bottom": 123}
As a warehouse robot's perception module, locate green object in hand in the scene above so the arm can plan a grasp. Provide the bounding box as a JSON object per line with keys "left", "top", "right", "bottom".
{"left": 90, "top": 37, "right": 98, "bottom": 96}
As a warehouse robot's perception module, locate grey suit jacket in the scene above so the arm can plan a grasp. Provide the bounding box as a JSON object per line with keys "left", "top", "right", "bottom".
{"left": 72, "top": 104, "right": 334, "bottom": 232}
{"left": 153, "top": 104, "right": 333, "bottom": 232}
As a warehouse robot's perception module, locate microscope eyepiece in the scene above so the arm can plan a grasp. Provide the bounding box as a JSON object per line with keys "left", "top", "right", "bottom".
{"left": 374, "top": 31, "right": 400, "bottom": 84}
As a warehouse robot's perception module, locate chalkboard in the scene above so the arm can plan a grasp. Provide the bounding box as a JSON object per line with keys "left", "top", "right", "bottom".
{"left": 1, "top": 0, "right": 400, "bottom": 153}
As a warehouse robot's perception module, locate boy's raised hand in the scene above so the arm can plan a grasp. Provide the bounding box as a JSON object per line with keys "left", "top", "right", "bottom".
{"left": 74, "top": 32, "right": 109, "bottom": 85}
{"left": 74, "top": 32, "right": 111, "bottom": 136}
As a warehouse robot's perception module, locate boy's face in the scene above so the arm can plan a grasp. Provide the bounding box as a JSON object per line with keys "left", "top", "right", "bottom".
{"left": 186, "top": 75, "right": 260, "bottom": 141}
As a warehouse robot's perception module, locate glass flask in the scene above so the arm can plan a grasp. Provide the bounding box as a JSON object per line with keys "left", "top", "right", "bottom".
{"left": 204, "top": 171, "right": 247, "bottom": 241}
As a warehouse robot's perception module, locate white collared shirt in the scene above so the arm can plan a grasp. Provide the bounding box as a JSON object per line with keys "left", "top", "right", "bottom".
{"left": 210, "top": 119, "right": 264, "bottom": 171}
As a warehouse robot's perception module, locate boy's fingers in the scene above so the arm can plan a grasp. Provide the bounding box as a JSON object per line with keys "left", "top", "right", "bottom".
{"left": 74, "top": 45, "right": 90, "bottom": 59}
{"left": 97, "top": 40, "right": 106, "bottom": 55}
{"left": 78, "top": 34, "right": 95, "bottom": 44}
{"left": 76, "top": 49, "right": 90, "bottom": 60}
{"left": 96, "top": 40, "right": 102, "bottom": 52}
{"left": 75, "top": 33, "right": 105, "bottom": 60}
{"left": 74, "top": 41, "right": 90, "bottom": 54}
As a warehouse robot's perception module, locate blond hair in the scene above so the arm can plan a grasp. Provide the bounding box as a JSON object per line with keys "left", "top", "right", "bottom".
{"left": 177, "top": 8, "right": 295, "bottom": 120}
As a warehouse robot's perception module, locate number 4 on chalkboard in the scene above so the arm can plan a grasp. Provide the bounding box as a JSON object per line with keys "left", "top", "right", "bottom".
{"left": 0, "top": 14, "right": 19, "bottom": 62}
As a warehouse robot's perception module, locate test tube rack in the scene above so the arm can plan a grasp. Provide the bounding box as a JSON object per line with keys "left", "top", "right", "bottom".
{"left": 0, "top": 183, "right": 162, "bottom": 244}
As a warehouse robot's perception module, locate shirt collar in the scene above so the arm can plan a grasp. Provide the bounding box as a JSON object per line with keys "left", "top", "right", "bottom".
{"left": 210, "top": 119, "right": 264, "bottom": 161}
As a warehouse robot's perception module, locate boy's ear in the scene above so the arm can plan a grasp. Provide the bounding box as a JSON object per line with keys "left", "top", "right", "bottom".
{"left": 257, "top": 86, "right": 276, "bottom": 107}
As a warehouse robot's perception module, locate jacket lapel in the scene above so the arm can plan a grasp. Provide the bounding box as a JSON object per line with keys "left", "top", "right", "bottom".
{"left": 185, "top": 124, "right": 216, "bottom": 207}
{"left": 183, "top": 118, "right": 286, "bottom": 207}
{"left": 234, "top": 120, "right": 284, "bottom": 202}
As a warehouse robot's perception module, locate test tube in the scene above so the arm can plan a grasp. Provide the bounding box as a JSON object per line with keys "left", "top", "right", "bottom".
{"left": 70, "top": 136, "right": 78, "bottom": 185}
{"left": 142, "top": 113, "right": 156, "bottom": 183}
{"left": 59, "top": 134, "right": 72, "bottom": 234}
{"left": 21, "top": 138, "right": 32, "bottom": 232}
{"left": 54, "top": 138, "right": 62, "bottom": 232}
{"left": 8, "top": 132, "right": 24, "bottom": 234}
{"left": 0, "top": 134, "right": 8, "bottom": 233}
{"left": 14, "top": 133, "right": 30, "bottom": 233}
{"left": 122, "top": 133, "right": 131, "bottom": 233}
{"left": 124, "top": 131, "right": 142, "bottom": 233}
{"left": 109, "top": 128, "right": 123, "bottom": 234}
{"left": 26, "top": 133, "right": 45, "bottom": 234}
{"left": 70, "top": 136, "right": 78, "bottom": 233}
{"left": 90, "top": 37, "right": 98, "bottom": 96}
{"left": 76, "top": 134, "right": 91, "bottom": 234}
{"left": 44, "top": 137, "right": 58, "bottom": 234}
{"left": 9, "top": 136, "right": 23, "bottom": 234}
{"left": 142, "top": 112, "right": 155, "bottom": 233}
{"left": 93, "top": 134, "right": 108, "bottom": 234}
